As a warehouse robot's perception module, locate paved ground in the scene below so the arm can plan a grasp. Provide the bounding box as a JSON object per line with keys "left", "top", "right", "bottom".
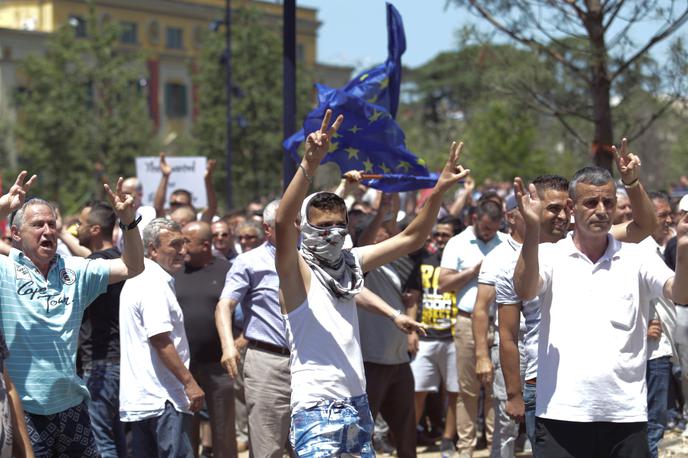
{"left": 236, "top": 429, "right": 688, "bottom": 457}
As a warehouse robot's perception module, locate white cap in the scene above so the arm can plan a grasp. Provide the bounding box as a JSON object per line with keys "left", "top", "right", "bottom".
{"left": 679, "top": 194, "right": 688, "bottom": 212}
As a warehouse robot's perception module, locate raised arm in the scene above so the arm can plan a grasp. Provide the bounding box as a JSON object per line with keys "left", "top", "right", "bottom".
{"left": 104, "top": 178, "right": 145, "bottom": 284}
{"left": 357, "top": 142, "right": 470, "bottom": 273}
{"left": 0, "top": 171, "right": 37, "bottom": 221}
{"left": 609, "top": 138, "right": 656, "bottom": 243}
{"left": 200, "top": 159, "right": 217, "bottom": 222}
{"left": 154, "top": 152, "right": 172, "bottom": 217}
{"left": 215, "top": 297, "right": 240, "bottom": 378}
{"left": 513, "top": 178, "right": 543, "bottom": 301}
{"left": 448, "top": 175, "right": 474, "bottom": 217}
{"left": 665, "top": 213, "right": 688, "bottom": 304}
{"left": 473, "top": 283, "right": 496, "bottom": 386}
{"left": 275, "top": 110, "right": 344, "bottom": 312}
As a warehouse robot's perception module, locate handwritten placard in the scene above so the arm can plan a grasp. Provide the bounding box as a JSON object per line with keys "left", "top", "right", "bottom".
{"left": 135, "top": 156, "right": 207, "bottom": 208}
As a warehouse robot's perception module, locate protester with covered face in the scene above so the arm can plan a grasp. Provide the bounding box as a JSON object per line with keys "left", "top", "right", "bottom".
{"left": 274, "top": 110, "right": 468, "bottom": 455}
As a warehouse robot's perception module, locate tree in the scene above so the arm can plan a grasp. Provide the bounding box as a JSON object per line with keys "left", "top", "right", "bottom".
{"left": 400, "top": 44, "right": 586, "bottom": 184}
{"left": 450, "top": 1, "right": 688, "bottom": 170}
{"left": 193, "top": 6, "right": 313, "bottom": 210}
{"left": 14, "top": 10, "right": 152, "bottom": 212}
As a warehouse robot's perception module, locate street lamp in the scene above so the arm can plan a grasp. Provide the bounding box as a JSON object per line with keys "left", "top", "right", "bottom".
{"left": 210, "top": 0, "right": 233, "bottom": 210}
{"left": 282, "top": 0, "right": 297, "bottom": 189}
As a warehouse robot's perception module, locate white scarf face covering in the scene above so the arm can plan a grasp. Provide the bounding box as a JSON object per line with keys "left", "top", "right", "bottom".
{"left": 299, "top": 192, "right": 364, "bottom": 299}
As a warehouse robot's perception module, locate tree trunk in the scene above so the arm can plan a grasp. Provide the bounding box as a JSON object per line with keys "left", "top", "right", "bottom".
{"left": 587, "top": 4, "right": 614, "bottom": 171}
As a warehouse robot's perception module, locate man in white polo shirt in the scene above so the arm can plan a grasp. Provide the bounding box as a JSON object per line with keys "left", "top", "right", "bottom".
{"left": 513, "top": 166, "right": 688, "bottom": 457}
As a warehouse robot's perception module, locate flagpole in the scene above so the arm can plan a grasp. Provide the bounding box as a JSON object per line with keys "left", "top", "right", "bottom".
{"left": 282, "top": 0, "right": 297, "bottom": 190}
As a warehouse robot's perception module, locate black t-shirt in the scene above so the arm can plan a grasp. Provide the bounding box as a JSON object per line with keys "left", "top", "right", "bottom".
{"left": 78, "top": 248, "right": 123, "bottom": 369}
{"left": 408, "top": 249, "right": 457, "bottom": 341}
{"left": 174, "top": 256, "right": 231, "bottom": 368}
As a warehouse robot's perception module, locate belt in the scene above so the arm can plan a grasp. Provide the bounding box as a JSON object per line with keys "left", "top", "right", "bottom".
{"left": 457, "top": 310, "right": 472, "bottom": 318}
{"left": 525, "top": 378, "right": 537, "bottom": 385}
{"left": 247, "top": 339, "right": 290, "bottom": 356}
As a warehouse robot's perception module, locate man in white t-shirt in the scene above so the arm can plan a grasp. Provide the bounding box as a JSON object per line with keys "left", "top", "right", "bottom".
{"left": 274, "top": 110, "right": 467, "bottom": 456}
{"left": 119, "top": 218, "right": 205, "bottom": 457}
{"left": 513, "top": 165, "right": 688, "bottom": 457}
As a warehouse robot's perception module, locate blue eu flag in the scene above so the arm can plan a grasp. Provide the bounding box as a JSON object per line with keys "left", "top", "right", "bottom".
{"left": 283, "top": 3, "right": 436, "bottom": 192}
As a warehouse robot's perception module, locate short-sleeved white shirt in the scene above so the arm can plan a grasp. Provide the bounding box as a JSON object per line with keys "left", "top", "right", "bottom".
{"left": 440, "top": 226, "right": 505, "bottom": 313}
{"left": 495, "top": 249, "right": 540, "bottom": 381}
{"left": 534, "top": 233, "right": 674, "bottom": 422}
{"left": 119, "top": 259, "right": 191, "bottom": 421}
{"left": 478, "top": 236, "right": 525, "bottom": 345}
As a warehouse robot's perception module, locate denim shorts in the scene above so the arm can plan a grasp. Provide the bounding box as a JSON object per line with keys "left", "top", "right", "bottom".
{"left": 290, "top": 394, "right": 375, "bottom": 457}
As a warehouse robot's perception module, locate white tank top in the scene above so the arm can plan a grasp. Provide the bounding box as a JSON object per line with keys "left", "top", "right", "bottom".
{"left": 284, "top": 274, "right": 367, "bottom": 412}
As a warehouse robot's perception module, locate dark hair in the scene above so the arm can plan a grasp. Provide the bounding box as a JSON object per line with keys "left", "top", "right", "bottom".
{"left": 171, "top": 189, "right": 192, "bottom": 201}
{"left": 475, "top": 200, "right": 503, "bottom": 221}
{"left": 648, "top": 191, "right": 670, "bottom": 204}
{"left": 569, "top": 167, "right": 615, "bottom": 199}
{"left": 478, "top": 190, "right": 503, "bottom": 206}
{"left": 532, "top": 174, "right": 569, "bottom": 195}
{"left": 86, "top": 201, "right": 116, "bottom": 238}
{"left": 308, "top": 192, "right": 347, "bottom": 216}
{"left": 437, "top": 215, "right": 464, "bottom": 235}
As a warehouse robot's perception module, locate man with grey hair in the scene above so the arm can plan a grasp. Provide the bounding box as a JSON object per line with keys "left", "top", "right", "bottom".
{"left": 0, "top": 172, "right": 144, "bottom": 457}
{"left": 215, "top": 199, "right": 292, "bottom": 457}
{"left": 119, "top": 217, "right": 204, "bottom": 457}
{"left": 513, "top": 163, "right": 688, "bottom": 456}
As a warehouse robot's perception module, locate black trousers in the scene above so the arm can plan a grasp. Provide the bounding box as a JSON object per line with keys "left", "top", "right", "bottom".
{"left": 364, "top": 361, "right": 417, "bottom": 458}
{"left": 535, "top": 417, "right": 650, "bottom": 458}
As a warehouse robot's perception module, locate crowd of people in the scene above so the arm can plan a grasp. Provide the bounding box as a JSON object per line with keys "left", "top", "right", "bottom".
{"left": 0, "top": 111, "right": 686, "bottom": 458}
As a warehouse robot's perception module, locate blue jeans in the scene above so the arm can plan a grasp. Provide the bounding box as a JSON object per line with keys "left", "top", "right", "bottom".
{"left": 524, "top": 381, "right": 537, "bottom": 456}
{"left": 647, "top": 356, "right": 671, "bottom": 458}
{"left": 129, "top": 402, "right": 193, "bottom": 458}
{"left": 83, "top": 361, "right": 126, "bottom": 458}
{"left": 290, "top": 394, "right": 375, "bottom": 457}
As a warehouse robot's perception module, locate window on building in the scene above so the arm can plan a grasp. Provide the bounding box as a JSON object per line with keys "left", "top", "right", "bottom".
{"left": 296, "top": 43, "right": 305, "bottom": 63}
{"left": 120, "top": 21, "right": 138, "bottom": 44}
{"left": 164, "top": 83, "right": 188, "bottom": 118}
{"left": 68, "top": 15, "right": 87, "bottom": 38}
{"left": 166, "top": 27, "right": 184, "bottom": 49}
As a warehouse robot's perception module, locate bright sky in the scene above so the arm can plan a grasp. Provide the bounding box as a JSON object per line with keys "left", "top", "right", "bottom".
{"left": 298, "top": 0, "right": 682, "bottom": 72}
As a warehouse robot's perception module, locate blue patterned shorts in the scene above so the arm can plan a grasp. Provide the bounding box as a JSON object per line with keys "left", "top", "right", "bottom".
{"left": 290, "top": 394, "right": 375, "bottom": 457}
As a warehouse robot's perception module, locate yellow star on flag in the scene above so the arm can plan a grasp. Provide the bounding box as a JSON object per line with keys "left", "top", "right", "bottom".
{"left": 348, "top": 125, "right": 362, "bottom": 134}
{"left": 417, "top": 158, "right": 426, "bottom": 166}
{"left": 367, "top": 95, "right": 378, "bottom": 104}
{"left": 380, "top": 163, "right": 391, "bottom": 174}
{"left": 345, "top": 147, "right": 359, "bottom": 160}
{"left": 328, "top": 141, "right": 339, "bottom": 153}
{"left": 363, "top": 159, "right": 374, "bottom": 172}
{"left": 368, "top": 109, "right": 383, "bottom": 123}
{"left": 379, "top": 77, "right": 389, "bottom": 89}
{"left": 396, "top": 161, "right": 411, "bottom": 172}
{"left": 332, "top": 131, "right": 342, "bottom": 140}
{"left": 360, "top": 73, "right": 369, "bottom": 82}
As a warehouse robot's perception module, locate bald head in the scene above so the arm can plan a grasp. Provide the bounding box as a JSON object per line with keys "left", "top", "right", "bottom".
{"left": 182, "top": 220, "right": 213, "bottom": 267}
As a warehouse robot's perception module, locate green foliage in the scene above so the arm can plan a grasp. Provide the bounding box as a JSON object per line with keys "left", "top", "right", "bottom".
{"left": 14, "top": 10, "right": 152, "bottom": 213}
{"left": 193, "top": 7, "right": 313, "bottom": 210}
{"left": 401, "top": 42, "right": 585, "bottom": 187}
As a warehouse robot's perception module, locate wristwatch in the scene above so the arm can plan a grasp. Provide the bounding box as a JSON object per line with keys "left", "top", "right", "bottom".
{"left": 119, "top": 215, "right": 142, "bottom": 231}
